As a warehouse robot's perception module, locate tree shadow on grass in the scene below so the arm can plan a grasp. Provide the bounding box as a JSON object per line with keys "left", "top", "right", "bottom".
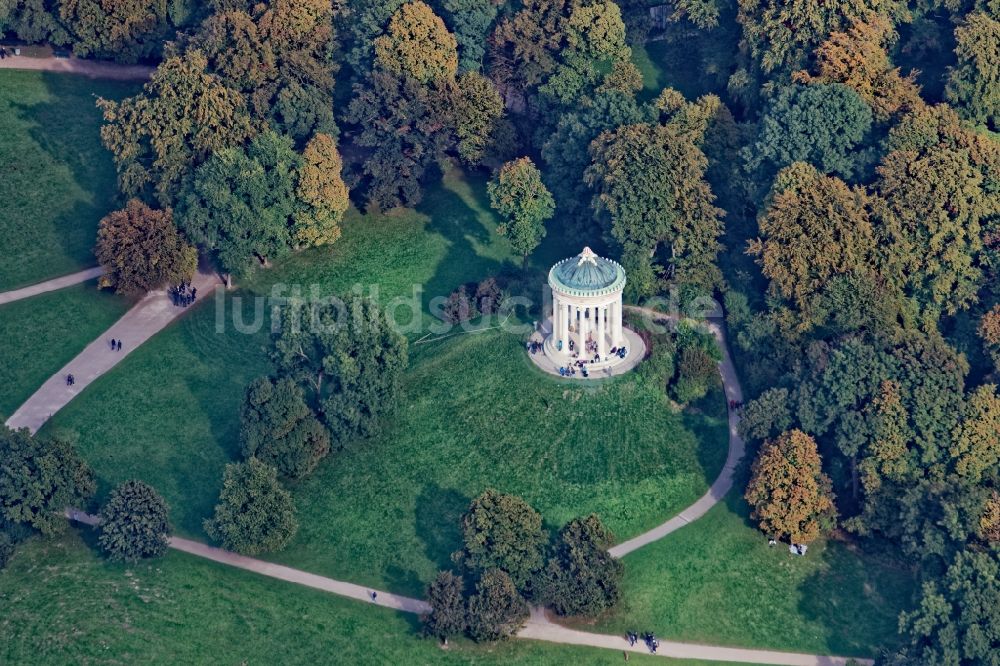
{"left": 795, "top": 536, "right": 914, "bottom": 657}
{"left": 414, "top": 483, "right": 470, "bottom": 574}
{"left": 4, "top": 73, "right": 138, "bottom": 284}
{"left": 416, "top": 170, "right": 513, "bottom": 313}
{"left": 681, "top": 384, "right": 731, "bottom": 488}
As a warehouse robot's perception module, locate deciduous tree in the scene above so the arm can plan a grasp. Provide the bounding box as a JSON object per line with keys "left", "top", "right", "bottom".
{"left": 204, "top": 458, "right": 298, "bottom": 555}
{"left": 98, "top": 480, "right": 171, "bottom": 562}
{"left": 271, "top": 298, "right": 408, "bottom": 446}
{"left": 456, "top": 489, "right": 547, "bottom": 589}
{"left": 95, "top": 199, "right": 197, "bottom": 295}
{"left": 240, "top": 377, "right": 331, "bottom": 480}
{"left": 176, "top": 131, "right": 301, "bottom": 277}
{"left": 422, "top": 570, "right": 467, "bottom": 643}
{"left": 374, "top": 1, "right": 458, "bottom": 83}
{"left": 0, "top": 426, "right": 95, "bottom": 535}
{"left": 59, "top": 0, "right": 174, "bottom": 63}
{"left": 488, "top": 157, "right": 554, "bottom": 264}
{"left": 745, "top": 430, "right": 837, "bottom": 544}
{"left": 536, "top": 514, "right": 623, "bottom": 617}
{"left": 946, "top": 12, "right": 1000, "bottom": 130}
{"left": 98, "top": 51, "right": 255, "bottom": 206}
{"left": 466, "top": 569, "right": 529, "bottom": 641}
{"left": 586, "top": 122, "right": 724, "bottom": 297}
{"left": 900, "top": 548, "right": 1000, "bottom": 664}
{"left": 748, "top": 163, "right": 879, "bottom": 335}
{"left": 294, "top": 133, "right": 349, "bottom": 248}
{"left": 950, "top": 384, "right": 1000, "bottom": 483}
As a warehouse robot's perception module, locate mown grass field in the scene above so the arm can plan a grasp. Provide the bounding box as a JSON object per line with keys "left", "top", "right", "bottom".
{"left": 591, "top": 492, "right": 915, "bottom": 657}
{"left": 40, "top": 169, "right": 728, "bottom": 598}
{"left": 0, "top": 531, "right": 755, "bottom": 666}
{"left": 0, "top": 281, "right": 132, "bottom": 420}
{"left": 0, "top": 70, "right": 140, "bottom": 290}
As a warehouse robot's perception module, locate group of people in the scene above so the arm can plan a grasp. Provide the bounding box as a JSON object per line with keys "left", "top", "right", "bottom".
{"left": 728, "top": 399, "right": 744, "bottom": 410}
{"left": 625, "top": 631, "right": 659, "bottom": 654}
{"left": 558, "top": 364, "right": 588, "bottom": 378}
{"left": 170, "top": 282, "right": 197, "bottom": 307}
{"left": 109, "top": 338, "right": 123, "bottom": 352}
{"left": 526, "top": 340, "right": 543, "bottom": 355}
{"left": 65, "top": 373, "right": 75, "bottom": 386}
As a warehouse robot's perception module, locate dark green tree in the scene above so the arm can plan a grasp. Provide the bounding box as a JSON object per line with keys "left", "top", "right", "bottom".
{"left": 585, "top": 122, "right": 724, "bottom": 297}
{"left": 439, "top": 0, "right": 499, "bottom": 71}
{"left": 946, "top": 12, "right": 1000, "bottom": 131}
{"left": 240, "top": 377, "right": 331, "bottom": 480}
{"left": 422, "top": 570, "right": 467, "bottom": 643}
{"left": 744, "top": 83, "right": 874, "bottom": 188}
{"left": 900, "top": 548, "right": 1000, "bottom": 664}
{"left": 466, "top": 569, "right": 529, "bottom": 641}
{"left": 0, "top": 426, "right": 95, "bottom": 536}
{"left": 536, "top": 514, "right": 623, "bottom": 617}
{"left": 204, "top": 458, "right": 298, "bottom": 555}
{"left": 176, "top": 131, "right": 302, "bottom": 277}
{"left": 456, "top": 489, "right": 547, "bottom": 589}
{"left": 271, "top": 298, "right": 408, "bottom": 446}
{"left": 98, "top": 480, "right": 172, "bottom": 562}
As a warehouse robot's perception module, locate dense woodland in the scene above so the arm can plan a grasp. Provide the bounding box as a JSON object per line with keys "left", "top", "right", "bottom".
{"left": 2, "top": 0, "right": 1000, "bottom": 661}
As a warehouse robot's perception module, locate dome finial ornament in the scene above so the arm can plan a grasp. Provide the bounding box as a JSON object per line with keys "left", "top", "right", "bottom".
{"left": 577, "top": 246, "right": 598, "bottom": 266}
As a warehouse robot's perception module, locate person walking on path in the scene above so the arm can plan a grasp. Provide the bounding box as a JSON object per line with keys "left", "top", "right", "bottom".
{"left": 110, "top": 338, "right": 116, "bottom": 350}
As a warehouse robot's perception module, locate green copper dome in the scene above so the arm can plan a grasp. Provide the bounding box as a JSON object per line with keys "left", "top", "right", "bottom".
{"left": 549, "top": 247, "right": 626, "bottom": 297}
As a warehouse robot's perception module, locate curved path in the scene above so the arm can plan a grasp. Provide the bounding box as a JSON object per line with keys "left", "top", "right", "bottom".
{"left": 5, "top": 270, "right": 221, "bottom": 433}
{"left": 0, "top": 267, "right": 104, "bottom": 306}
{"left": 609, "top": 306, "right": 745, "bottom": 557}
{"left": 64, "top": 510, "right": 861, "bottom": 665}
{"left": 0, "top": 53, "right": 153, "bottom": 80}
{"left": 16, "top": 294, "right": 855, "bottom": 665}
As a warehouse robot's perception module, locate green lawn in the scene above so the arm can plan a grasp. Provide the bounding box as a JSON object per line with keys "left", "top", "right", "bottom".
{"left": 40, "top": 169, "right": 728, "bottom": 597}
{"left": 589, "top": 492, "right": 916, "bottom": 657}
{"left": 0, "top": 531, "right": 756, "bottom": 666}
{"left": 0, "top": 70, "right": 140, "bottom": 290}
{"left": 629, "top": 22, "right": 740, "bottom": 104}
{"left": 0, "top": 281, "right": 132, "bottom": 421}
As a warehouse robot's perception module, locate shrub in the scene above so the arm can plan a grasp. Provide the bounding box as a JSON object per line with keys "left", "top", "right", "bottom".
{"left": 204, "top": 459, "right": 298, "bottom": 555}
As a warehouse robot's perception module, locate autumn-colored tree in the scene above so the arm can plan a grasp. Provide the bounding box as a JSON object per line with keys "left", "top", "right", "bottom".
{"left": 797, "top": 16, "right": 923, "bottom": 122}
{"left": 95, "top": 199, "right": 197, "bottom": 294}
{"left": 98, "top": 51, "right": 255, "bottom": 205}
{"left": 980, "top": 305, "right": 1000, "bottom": 369}
{"left": 981, "top": 491, "right": 1000, "bottom": 542}
{"left": 745, "top": 430, "right": 837, "bottom": 544}
{"left": 488, "top": 157, "right": 555, "bottom": 264}
{"left": 95, "top": 199, "right": 197, "bottom": 296}
{"left": 190, "top": 0, "right": 338, "bottom": 141}
{"left": 950, "top": 384, "right": 1000, "bottom": 483}
{"left": 59, "top": 0, "right": 174, "bottom": 63}
{"left": 374, "top": 1, "right": 458, "bottom": 83}
{"left": 488, "top": 0, "right": 569, "bottom": 93}
{"left": 748, "top": 162, "right": 879, "bottom": 334}
{"left": 585, "top": 122, "right": 724, "bottom": 297}
{"left": 946, "top": 12, "right": 1000, "bottom": 130}
{"left": 737, "top": 0, "right": 898, "bottom": 73}
{"left": 295, "top": 133, "right": 349, "bottom": 247}
{"left": 874, "top": 105, "right": 999, "bottom": 315}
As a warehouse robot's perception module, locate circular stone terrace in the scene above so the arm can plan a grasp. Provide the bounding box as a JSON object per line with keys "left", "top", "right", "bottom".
{"left": 528, "top": 247, "right": 646, "bottom": 379}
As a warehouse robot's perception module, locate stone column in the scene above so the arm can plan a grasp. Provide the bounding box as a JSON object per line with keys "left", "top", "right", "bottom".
{"left": 551, "top": 293, "right": 560, "bottom": 340}
{"left": 561, "top": 300, "right": 570, "bottom": 348}
{"left": 597, "top": 302, "right": 606, "bottom": 359}
{"left": 578, "top": 305, "right": 587, "bottom": 356}
{"left": 612, "top": 294, "right": 623, "bottom": 347}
